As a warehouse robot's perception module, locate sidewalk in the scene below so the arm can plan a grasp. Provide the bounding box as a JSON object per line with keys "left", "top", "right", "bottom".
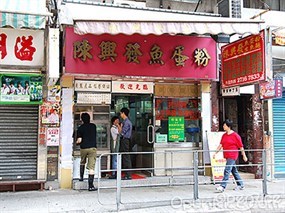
{"left": 1, "top": 178, "right": 285, "bottom": 212}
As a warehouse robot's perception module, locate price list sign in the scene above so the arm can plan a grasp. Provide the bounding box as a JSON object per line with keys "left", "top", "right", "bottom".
{"left": 168, "top": 116, "right": 185, "bottom": 142}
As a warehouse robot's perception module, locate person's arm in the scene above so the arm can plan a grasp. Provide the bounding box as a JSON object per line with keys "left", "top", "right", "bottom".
{"left": 76, "top": 137, "right": 82, "bottom": 144}
{"left": 240, "top": 147, "right": 248, "bottom": 162}
{"left": 213, "top": 144, "right": 223, "bottom": 159}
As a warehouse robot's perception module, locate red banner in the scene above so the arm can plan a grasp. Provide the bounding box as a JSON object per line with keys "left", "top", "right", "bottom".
{"left": 221, "top": 31, "right": 265, "bottom": 88}
{"left": 65, "top": 27, "right": 217, "bottom": 79}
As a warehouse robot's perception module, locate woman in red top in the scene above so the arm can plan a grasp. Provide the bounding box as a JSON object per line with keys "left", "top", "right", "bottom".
{"left": 213, "top": 119, "right": 248, "bottom": 192}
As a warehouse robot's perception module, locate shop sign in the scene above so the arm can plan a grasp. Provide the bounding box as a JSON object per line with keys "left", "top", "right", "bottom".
{"left": 260, "top": 78, "right": 283, "bottom": 100}
{"left": 65, "top": 27, "right": 217, "bottom": 79}
{"left": 221, "top": 31, "right": 265, "bottom": 88}
{"left": 221, "top": 86, "right": 240, "bottom": 96}
{"left": 0, "top": 28, "right": 44, "bottom": 66}
{"left": 0, "top": 74, "right": 43, "bottom": 104}
{"left": 168, "top": 116, "right": 185, "bottom": 142}
{"left": 46, "top": 127, "right": 60, "bottom": 146}
{"left": 112, "top": 81, "right": 153, "bottom": 94}
{"left": 76, "top": 92, "right": 111, "bottom": 104}
{"left": 74, "top": 80, "right": 111, "bottom": 92}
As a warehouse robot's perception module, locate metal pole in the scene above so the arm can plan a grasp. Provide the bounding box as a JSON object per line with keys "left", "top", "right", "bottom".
{"left": 262, "top": 149, "right": 268, "bottom": 196}
{"left": 193, "top": 151, "right": 199, "bottom": 200}
{"left": 116, "top": 154, "right": 122, "bottom": 211}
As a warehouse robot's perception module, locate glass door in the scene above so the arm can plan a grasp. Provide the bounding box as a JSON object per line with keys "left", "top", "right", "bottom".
{"left": 112, "top": 95, "right": 154, "bottom": 175}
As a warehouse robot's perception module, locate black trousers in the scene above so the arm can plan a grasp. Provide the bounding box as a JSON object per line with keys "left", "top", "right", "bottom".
{"left": 120, "top": 138, "right": 132, "bottom": 177}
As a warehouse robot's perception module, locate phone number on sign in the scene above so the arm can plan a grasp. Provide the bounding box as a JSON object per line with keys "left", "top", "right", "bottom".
{"left": 225, "top": 73, "right": 262, "bottom": 86}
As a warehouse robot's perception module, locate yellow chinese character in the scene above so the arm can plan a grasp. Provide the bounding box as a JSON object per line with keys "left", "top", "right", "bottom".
{"left": 171, "top": 46, "right": 189, "bottom": 67}
{"left": 124, "top": 43, "right": 142, "bottom": 64}
{"left": 73, "top": 40, "right": 92, "bottom": 61}
{"left": 149, "top": 44, "right": 164, "bottom": 65}
{"left": 98, "top": 41, "right": 117, "bottom": 62}
{"left": 194, "top": 48, "right": 211, "bottom": 67}
{"left": 237, "top": 43, "right": 244, "bottom": 55}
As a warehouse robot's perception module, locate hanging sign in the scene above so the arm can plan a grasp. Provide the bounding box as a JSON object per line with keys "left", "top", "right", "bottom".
{"left": 260, "top": 78, "right": 283, "bottom": 100}
{"left": 0, "top": 74, "right": 43, "bottom": 104}
{"left": 46, "top": 127, "right": 60, "bottom": 146}
{"left": 168, "top": 116, "right": 185, "bottom": 142}
{"left": 221, "top": 31, "right": 265, "bottom": 88}
{"left": 112, "top": 81, "right": 153, "bottom": 94}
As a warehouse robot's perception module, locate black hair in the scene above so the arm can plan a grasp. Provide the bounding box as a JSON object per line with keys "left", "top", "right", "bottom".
{"left": 111, "top": 116, "right": 119, "bottom": 124}
{"left": 120, "top": 107, "right": 129, "bottom": 117}
{"left": 81, "top": 113, "right": 90, "bottom": 124}
{"left": 223, "top": 119, "right": 233, "bottom": 129}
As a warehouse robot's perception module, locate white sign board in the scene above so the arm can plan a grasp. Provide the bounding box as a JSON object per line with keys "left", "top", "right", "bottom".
{"left": 221, "top": 86, "right": 240, "bottom": 96}
{"left": 77, "top": 92, "right": 111, "bottom": 104}
{"left": 74, "top": 80, "right": 111, "bottom": 92}
{"left": 46, "top": 127, "right": 60, "bottom": 146}
{"left": 0, "top": 28, "right": 44, "bottom": 66}
{"left": 112, "top": 81, "right": 153, "bottom": 94}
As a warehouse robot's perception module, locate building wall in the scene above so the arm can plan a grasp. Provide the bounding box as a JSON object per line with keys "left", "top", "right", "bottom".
{"left": 146, "top": 0, "right": 217, "bottom": 13}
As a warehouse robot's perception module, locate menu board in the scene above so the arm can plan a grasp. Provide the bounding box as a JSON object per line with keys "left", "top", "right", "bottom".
{"left": 168, "top": 116, "right": 185, "bottom": 142}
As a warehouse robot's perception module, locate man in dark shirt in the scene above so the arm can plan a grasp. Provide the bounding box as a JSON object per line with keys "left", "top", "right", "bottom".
{"left": 120, "top": 107, "right": 133, "bottom": 180}
{"left": 76, "top": 113, "right": 97, "bottom": 191}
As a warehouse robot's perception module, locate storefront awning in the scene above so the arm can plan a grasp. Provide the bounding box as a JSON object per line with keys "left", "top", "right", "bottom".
{"left": 59, "top": 2, "right": 263, "bottom": 36}
{"left": 0, "top": 0, "right": 51, "bottom": 29}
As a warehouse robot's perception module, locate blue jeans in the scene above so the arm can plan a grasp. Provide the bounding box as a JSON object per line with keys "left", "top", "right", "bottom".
{"left": 111, "top": 154, "right": 118, "bottom": 176}
{"left": 220, "top": 158, "right": 243, "bottom": 189}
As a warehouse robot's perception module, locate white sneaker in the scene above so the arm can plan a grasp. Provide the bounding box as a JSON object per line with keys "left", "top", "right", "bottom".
{"left": 216, "top": 186, "right": 224, "bottom": 193}
{"left": 234, "top": 186, "right": 245, "bottom": 191}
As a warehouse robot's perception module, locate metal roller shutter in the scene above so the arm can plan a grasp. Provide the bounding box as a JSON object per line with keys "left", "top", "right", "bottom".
{"left": 273, "top": 94, "right": 285, "bottom": 178}
{"left": 0, "top": 105, "right": 39, "bottom": 181}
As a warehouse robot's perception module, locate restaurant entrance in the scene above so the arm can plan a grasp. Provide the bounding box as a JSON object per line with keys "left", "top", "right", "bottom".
{"left": 111, "top": 94, "right": 154, "bottom": 175}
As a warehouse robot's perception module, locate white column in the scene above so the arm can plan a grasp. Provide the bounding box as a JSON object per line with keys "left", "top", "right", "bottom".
{"left": 60, "top": 88, "right": 74, "bottom": 188}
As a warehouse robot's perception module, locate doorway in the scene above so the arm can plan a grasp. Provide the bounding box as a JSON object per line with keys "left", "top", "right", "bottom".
{"left": 111, "top": 94, "right": 154, "bottom": 175}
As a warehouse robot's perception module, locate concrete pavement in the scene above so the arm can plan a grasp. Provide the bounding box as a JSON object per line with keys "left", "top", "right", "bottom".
{"left": 1, "top": 177, "right": 285, "bottom": 213}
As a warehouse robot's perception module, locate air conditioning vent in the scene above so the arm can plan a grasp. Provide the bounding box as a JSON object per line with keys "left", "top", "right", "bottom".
{"left": 218, "top": 0, "right": 242, "bottom": 18}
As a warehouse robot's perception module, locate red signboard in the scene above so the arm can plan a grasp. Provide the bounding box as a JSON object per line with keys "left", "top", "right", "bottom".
{"left": 221, "top": 31, "right": 265, "bottom": 88}
{"left": 65, "top": 27, "right": 217, "bottom": 79}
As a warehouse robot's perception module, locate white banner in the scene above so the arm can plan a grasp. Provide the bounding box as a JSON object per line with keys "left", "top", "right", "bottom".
{"left": 112, "top": 81, "right": 153, "bottom": 94}
{"left": 0, "top": 28, "right": 44, "bottom": 66}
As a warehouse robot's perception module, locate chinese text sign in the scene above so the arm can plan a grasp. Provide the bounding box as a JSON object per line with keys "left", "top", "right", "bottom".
{"left": 221, "top": 31, "right": 265, "bottom": 88}
{"left": 65, "top": 27, "right": 217, "bottom": 79}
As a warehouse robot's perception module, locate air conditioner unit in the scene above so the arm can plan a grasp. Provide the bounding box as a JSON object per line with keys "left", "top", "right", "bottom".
{"left": 113, "top": 0, "right": 146, "bottom": 8}
{"left": 218, "top": 0, "right": 243, "bottom": 18}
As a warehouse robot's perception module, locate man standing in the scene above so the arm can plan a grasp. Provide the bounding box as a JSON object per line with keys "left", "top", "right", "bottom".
{"left": 109, "top": 116, "right": 121, "bottom": 179}
{"left": 213, "top": 119, "right": 248, "bottom": 193}
{"left": 76, "top": 113, "right": 97, "bottom": 191}
{"left": 120, "top": 108, "right": 132, "bottom": 180}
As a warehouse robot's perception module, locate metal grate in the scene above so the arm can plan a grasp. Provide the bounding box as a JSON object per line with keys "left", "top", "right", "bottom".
{"left": 0, "top": 105, "right": 39, "bottom": 181}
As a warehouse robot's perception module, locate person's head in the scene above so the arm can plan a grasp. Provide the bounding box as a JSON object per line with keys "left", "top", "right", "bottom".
{"left": 81, "top": 113, "right": 90, "bottom": 124}
{"left": 223, "top": 119, "right": 233, "bottom": 131}
{"left": 111, "top": 116, "right": 119, "bottom": 125}
{"left": 120, "top": 107, "right": 129, "bottom": 120}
